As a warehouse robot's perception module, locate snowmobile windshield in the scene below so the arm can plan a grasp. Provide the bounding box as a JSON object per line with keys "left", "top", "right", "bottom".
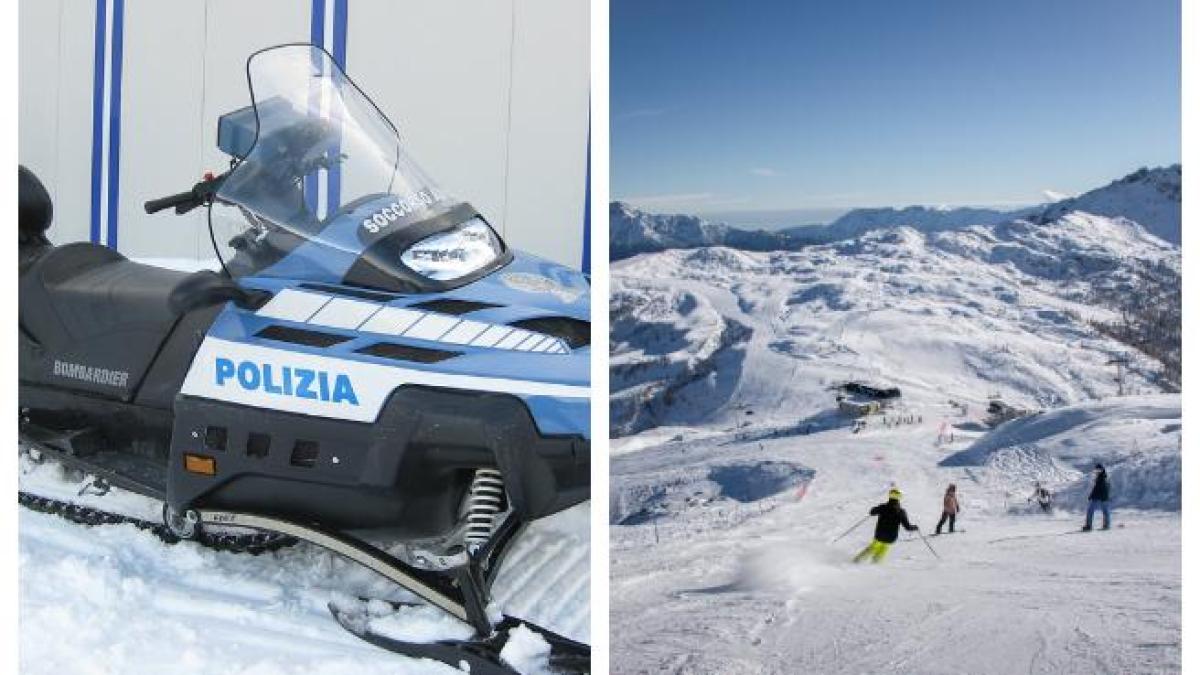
{"left": 216, "top": 44, "right": 508, "bottom": 292}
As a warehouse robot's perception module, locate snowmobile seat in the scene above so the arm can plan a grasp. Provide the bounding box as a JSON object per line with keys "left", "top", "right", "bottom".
{"left": 19, "top": 243, "right": 240, "bottom": 401}
{"left": 23, "top": 243, "right": 204, "bottom": 342}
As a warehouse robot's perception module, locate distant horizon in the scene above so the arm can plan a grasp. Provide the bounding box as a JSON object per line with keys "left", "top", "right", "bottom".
{"left": 613, "top": 0, "right": 1181, "bottom": 216}
{"left": 614, "top": 203, "right": 1037, "bottom": 231}
{"left": 614, "top": 159, "right": 1181, "bottom": 230}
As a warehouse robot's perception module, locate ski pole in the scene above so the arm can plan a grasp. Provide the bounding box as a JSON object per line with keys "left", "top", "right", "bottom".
{"left": 831, "top": 514, "right": 870, "bottom": 544}
{"left": 916, "top": 528, "right": 941, "bottom": 560}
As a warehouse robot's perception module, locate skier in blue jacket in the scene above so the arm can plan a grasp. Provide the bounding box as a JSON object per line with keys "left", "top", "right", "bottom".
{"left": 1082, "top": 464, "right": 1111, "bottom": 531}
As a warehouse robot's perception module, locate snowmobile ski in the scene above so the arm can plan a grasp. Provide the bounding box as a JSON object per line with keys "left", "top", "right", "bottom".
{"left": 330, "top": 596, "right": 590, "bottom": 675}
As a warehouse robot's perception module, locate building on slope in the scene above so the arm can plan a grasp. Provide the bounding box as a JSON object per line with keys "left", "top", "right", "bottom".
{"left": 834, "top": 381, "right": 902, "bottom": 417}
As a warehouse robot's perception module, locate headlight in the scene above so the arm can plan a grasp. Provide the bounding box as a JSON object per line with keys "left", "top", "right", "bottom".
{"left": 401, "top": 218, "right": 503, "bottom": 281}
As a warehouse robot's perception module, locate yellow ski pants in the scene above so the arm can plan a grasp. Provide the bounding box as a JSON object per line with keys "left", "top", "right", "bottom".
{"left": 853, "top": 539, "right": 891, "bottom": 564}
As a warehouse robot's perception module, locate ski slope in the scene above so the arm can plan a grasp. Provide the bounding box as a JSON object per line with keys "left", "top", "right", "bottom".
{"left": 610, "top": 198, "right": 1181, "bottom": 673}
{"left": 610, "top": 400, "right": 1180, "bottom": 674}
{"left": 18, "top": 454, "right": 589, "bottom": 675}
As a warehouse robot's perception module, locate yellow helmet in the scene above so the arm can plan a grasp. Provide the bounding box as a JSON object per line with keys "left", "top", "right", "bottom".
{"left": 888, "top": 488, "right": 902, "bottom": 501}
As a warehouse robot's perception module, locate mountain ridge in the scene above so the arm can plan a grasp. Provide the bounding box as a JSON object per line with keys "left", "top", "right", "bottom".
{"left": 611, "top": 165, "right": 1181, "bottom": 260}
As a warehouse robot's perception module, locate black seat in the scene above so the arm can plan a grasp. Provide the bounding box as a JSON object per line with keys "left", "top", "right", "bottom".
{"left": 19, "top": 243, "right": 199, "bottom": 400}
{"left": 17, "top": 165, "right": 252, "bottom": 401}
{"left": 25, "top": 243, "right": 195, "bottom": 340}
{"left": 21, "top": 242, "right": 256, "bottom": 399}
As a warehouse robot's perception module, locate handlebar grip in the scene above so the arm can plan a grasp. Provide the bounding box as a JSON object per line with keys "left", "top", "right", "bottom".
{"left": 144, "top": 190, "right": 198, "bottom": 214}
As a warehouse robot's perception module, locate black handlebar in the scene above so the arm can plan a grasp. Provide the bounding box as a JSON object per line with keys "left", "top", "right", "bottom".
{"left": 144, "top": 190, "right": 198, "bottom": 214}
{"left": 144, "top": 173, "right": 228, "bottom": 215}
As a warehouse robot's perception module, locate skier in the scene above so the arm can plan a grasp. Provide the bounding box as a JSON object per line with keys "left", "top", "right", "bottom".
{"left": 1029, "top": 482, "right": 1052, "bottom": 513}
{"left": 1082, "top": 464, "right": 1111, "bottom": 531}
{"left": 935, "top": 484, "right": 960, "bottom": 534}
{"left": 853, "top": 488, "right": 918, "bottom": 563}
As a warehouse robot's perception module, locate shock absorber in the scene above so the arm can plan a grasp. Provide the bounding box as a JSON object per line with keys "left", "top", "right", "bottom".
{"left": 463, "top": 468, "right": 505, "bottom": 552}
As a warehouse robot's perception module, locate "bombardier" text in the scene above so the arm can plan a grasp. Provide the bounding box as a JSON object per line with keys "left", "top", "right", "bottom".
{"left": 53, "top": 360, "right": 130, "bottom": 389}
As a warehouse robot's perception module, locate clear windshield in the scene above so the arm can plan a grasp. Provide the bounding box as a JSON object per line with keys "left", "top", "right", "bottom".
{"left": 214, "top": 44, "right": 506, "bottom": 290}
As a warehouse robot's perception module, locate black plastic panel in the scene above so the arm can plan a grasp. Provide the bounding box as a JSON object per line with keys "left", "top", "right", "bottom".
{"left": 510, "top": 317, "right": 590, "bottom": 349}
{"left": 255, "top": 325, "right": 351, "bottom": 348}
{"left": 356, "top": 342, "right": 461, "bottom": 363}
{"left": 410, "top": 298, "right": 502, "bottom": 315}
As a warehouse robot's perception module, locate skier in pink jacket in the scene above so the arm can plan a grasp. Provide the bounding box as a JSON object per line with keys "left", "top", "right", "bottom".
{"left": 935, "top": 484, "right": 960, "bottom": 535}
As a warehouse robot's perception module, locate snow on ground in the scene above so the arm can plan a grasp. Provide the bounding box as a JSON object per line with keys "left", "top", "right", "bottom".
{"left": 18, "top": 455, "right": 588, "bottom": 675}
{"left": 610, "top": 404, "right": 1180, "bottom": 675}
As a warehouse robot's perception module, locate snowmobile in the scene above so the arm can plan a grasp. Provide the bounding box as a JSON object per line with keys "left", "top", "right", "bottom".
{"left": 18, "top": 43, "right": 589, "bottom": 673}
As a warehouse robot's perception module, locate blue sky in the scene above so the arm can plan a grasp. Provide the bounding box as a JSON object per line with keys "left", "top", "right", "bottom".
{"left": 611, "top": 0, "right": 1181, "bottom": 221}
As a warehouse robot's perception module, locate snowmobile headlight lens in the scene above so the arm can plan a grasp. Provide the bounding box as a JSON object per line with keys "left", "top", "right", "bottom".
{"left": 401, "top": 219, "right": 502, "bottom": 282}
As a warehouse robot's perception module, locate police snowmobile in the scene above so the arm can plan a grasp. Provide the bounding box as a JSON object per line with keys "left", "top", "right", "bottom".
{"left": 18, "top": 43, "right": 589, "bottom": 673}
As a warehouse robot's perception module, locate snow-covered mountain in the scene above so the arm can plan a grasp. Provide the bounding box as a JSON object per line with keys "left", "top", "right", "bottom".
{"left": 1033, "top": 165, "right": 1182, "bottom": 245}
{"left": 612, "top": 211, "right": 1178, "bottom": 438}
{"left": 811, "top": 204, "right": 1026, "bottom": 241}
{"left": 613, "top": 165, "right": 1181, "bottom": 259}
{"left": 610, "top": 202, "right": 806, "bottom": 260}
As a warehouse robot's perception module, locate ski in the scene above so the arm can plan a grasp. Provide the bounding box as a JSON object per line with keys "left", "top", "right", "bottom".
{"left": 21, "top": 480, "right": 591, "bottom": 672}
{"left": 330, "top": 597, "right": 590, "bottom": 675}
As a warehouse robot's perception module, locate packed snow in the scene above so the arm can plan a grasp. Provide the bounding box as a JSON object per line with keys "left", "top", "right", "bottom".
{"left": 609, "top": 180, "right": 1181, "bottom": 673}
{"left": 18, "top": 453, "right": 588, "bottom": 675}
{"left": 611, "top": 415, "right": 1180, "bottom": 674}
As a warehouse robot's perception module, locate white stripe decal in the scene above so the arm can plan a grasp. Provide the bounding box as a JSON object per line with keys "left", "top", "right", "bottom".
{"left": 403, "top": 314, "right": 461, "bottom": 341}
{"left": 442, "top": 320, "right": 490, "bottom": 344}
{"left": 255, "top": 291, "right": 576, "bottom": 355}
{"left": 309, "top": 297, "right": 380, "bottom": 329}
{"left": 258, "top": 289, "right": 332, "bottom": 322}
{"left": 495, "top": 330, "right": 533, "bottom": 350}
{"left": 518, "top": 336, "right": 549, "bottom": 352}
{"left": 359, "top": 307, "right": 425, "bottom": 335}
{"left": 180, "top": 338, "right": 588, "bottom": 422}
{"left": 470, "top": 325, "right": 513, "bottom": 347}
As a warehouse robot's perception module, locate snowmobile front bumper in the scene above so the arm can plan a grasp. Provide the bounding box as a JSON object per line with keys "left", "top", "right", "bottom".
{"left": 168, "top": 385, "right": 588, "bottom": 536}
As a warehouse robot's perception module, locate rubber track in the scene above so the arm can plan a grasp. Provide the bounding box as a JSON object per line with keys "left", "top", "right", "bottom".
{"left": 18, "top": 490, "right": 296, "bottom": 555}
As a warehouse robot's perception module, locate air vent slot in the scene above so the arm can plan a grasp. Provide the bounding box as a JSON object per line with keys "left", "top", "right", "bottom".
{"left": 298, "top": 282, "right": 399, "bottom": 303}
{"left": 256, "top": 325, "right": 351, "bottom": 348}
{"left": 204, "top": 426, "right": 227, "bottom": 452}
{"left": 290, "top": 440, "right": 319, "bottom": 468}
{"left": 357, "top": 342, "right": 461, "bottom": 363}
{"left": 410, "top": 298, "right": 501, "bottom": 315}
{"left": 509, "top": 317, "right": 590, "bottom": 349}
{"left": 246, "top": 433, "right": 270, "bottom": 459}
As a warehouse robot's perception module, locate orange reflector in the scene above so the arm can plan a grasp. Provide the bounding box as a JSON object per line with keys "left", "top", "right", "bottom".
{"left": 184, "top": 453, "right": 216, "bottom": 476}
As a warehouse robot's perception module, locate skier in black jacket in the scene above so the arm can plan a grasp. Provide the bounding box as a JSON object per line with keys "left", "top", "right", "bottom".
{"left": 1082, "top": 463, "right": 1111, "bottom": 531}
{"left": 853, "top": 488, "right": 918, "bottom": 563}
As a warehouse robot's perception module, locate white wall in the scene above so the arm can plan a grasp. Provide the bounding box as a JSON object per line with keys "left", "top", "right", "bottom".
{"left": 18, "top": 0, "right": 589, "bottom": 269}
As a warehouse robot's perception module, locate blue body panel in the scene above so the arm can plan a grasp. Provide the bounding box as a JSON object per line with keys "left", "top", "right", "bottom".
{"left": 208, "top": 229, "right": 590, "bottom": 439}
